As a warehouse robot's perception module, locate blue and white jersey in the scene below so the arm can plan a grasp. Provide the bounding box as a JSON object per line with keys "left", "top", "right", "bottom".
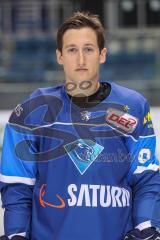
{"left": 0, "top": 82, "right": 160, "bottom": 240}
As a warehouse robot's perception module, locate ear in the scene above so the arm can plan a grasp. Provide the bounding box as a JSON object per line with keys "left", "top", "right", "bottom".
{"left": 99, "top": 48, "right": 107, "bottom": 64}
{"left": 56, "top": 49, "right": 63, "bottom": 65}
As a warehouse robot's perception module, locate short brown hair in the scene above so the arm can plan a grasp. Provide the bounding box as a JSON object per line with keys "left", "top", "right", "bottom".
{"left": 57, "top": 11, "right": 105, "bottom": 52}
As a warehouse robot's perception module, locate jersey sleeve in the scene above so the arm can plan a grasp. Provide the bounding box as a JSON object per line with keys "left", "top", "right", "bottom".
{"left": 126, "top": 100, "right": 160, "bottom": 230}
{"left": 0, "top": 99, "right": 38, "bottom": 239}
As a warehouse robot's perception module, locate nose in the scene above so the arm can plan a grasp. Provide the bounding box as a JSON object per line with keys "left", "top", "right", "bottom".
{"left": 77, "top": 50, "right": 85, "bottom": 66}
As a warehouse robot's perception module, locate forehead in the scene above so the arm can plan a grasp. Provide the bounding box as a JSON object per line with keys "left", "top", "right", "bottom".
{"left": 62, "top": 27, "right": 98, "bottom": 47}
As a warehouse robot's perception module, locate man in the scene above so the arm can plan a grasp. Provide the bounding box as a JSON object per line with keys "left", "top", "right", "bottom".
{"left": 0, "top": 11, "right": 160, "bottom": 240}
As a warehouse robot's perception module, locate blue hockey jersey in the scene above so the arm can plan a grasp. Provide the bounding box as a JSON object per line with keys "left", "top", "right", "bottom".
{"left": 0, "top": 82, "right": 160, "bottom": 240}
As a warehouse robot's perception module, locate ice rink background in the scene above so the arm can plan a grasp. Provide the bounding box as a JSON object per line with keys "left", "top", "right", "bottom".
{"left": 0, "top": 0, "right": 159, "bottom": 237}
{"left": 0, "top": 108, "right": 159, "bottom": 235}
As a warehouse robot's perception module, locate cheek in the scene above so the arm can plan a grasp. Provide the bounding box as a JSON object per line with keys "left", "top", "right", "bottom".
{"left": 89, "top": 57, "right": 101, "bottom": 69}
{"left": 63, "top": 60, "right": 75, "bottom": 73}
{"left": 88, "top": 53, "right": 100, "bottom": 63}
{"left": 63, "top": 57, "right": 75, "bottom": 66}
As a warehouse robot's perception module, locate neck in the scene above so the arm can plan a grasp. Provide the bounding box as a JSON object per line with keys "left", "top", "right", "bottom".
{"left": 65, "top": 81, "right": 100, "bottom": 97}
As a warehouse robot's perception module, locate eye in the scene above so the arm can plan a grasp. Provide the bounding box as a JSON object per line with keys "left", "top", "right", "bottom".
{"left": 84, "top": 47, "right": 94, "bottom": 53}
{"left": 68, "top": 48, "right": 77, "bottom": 53}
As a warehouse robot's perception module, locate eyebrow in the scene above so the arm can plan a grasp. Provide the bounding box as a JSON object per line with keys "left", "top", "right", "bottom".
{"left": 65, "top": 43, "right": 95, "bottom": 49}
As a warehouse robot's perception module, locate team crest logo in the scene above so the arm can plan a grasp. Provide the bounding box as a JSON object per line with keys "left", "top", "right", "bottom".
{"left": 74, "top": 142, "right": 94, "bottom": 162}
{"left": 80, "top": 111, "right": 91, "bottom": 121}
{"left": 64, "top": 139, "right": 104, "bottom": 175}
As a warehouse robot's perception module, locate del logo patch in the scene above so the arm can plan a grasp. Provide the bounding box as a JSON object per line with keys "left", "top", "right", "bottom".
{"left": 106, "top": 108, "right": 138, "bottom": 133}
{"left": 64, "top": 139, "right": 104, "bottom": 175}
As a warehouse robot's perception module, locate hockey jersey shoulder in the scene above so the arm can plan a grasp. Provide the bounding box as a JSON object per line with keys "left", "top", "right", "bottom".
{"left": 9, "top": 85, "right": 64, "bottom": 127}
{"left": 109, "top": 82, "right": 147, "bottom": 111}
{"left": 27, "top": 85, "right": 64, "bottom": 100}
{"left": 107, "top": 82, "right": 153, "bottom": 137}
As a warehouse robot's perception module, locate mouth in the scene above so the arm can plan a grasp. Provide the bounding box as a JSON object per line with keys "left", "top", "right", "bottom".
{"left": 75, "top": 69, "right": 88, "bottom": 74}
{"left": 75, "top": 68, "right": 88, "bottom": 71}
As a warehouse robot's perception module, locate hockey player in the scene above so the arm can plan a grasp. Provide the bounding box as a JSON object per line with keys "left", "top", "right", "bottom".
{"left": 0, "top": 12, "right": 160, "bottom": 240}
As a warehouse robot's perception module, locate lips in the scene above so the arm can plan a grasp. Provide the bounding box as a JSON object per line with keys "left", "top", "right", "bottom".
{"left": 75, "top": 68, "right": 88, "bottom": 71}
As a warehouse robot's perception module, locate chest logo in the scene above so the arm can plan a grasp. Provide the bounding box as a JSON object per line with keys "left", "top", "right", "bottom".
{"left": 80, "top": 111, "right": 91, "bottom": 121}
{"left": 64, "top": 139, "right": 104, "bottom": 175}
{"left": 106, "top": 108, "right": 138, "bottom": 133}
